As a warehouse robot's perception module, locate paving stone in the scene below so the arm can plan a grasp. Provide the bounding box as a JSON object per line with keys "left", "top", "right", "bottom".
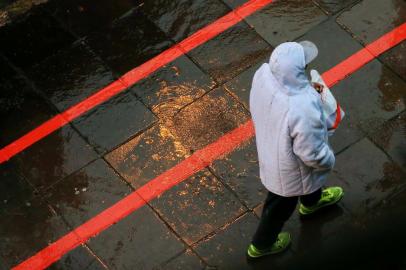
{"left": 284, "top": 203, "right": 351, "bottom": 253}
{"left": 187, "top": 21, "right": 271, "bottom": 84}
{"left": 330, "top": 60, "right": 406, "bottom": 151}
{"left": 157, "top": 249, "right": 206, "bottom": 270}
{"left": 85, "top": 7, "right": 172, "bottom": 75}
{"left": 385, "top": 188, "right": 406, "bottom": 219}
{"left": 296, "top": 18, "right": 364, "bottom": 73}
{"left": 13, "top": 125, "right": 98, "bottom": 190}
{"left": 0, "top": 260, "right": 6, "bottom": 270}
{"left": 105, "top": 123, "right": 189, "bottom": 189}
{"left": 368, "top": 111, "right": 406, "bottom": 171}
{"left": 48, "top": 246, "right": 105, "bottom": 270}
{"left": 0, "top": 161, "right": 35, "bottom": 207}
{"left": 130, "top": 54, "right": 216, "bottom": 118}
{"left": 164, "top": 87, "right": 251, "bottom": 152}
{"left": 150, "top": 169, "right": 245, "bottom": 245}
{"left": 224, "top": 55, "right": 267, "bottom": 108}
{"left": 0, "top": 197, "right": 70, "bottom": 269}
{"left": 291, "top": 185, "right": 406, "bottom": 269}
{"left": 210, "top": 139, "right": 267, "bottom": 209}
{"left": 0, "top": 6, "right": 75, "bottom": 69}
{"left": 0, "top": 0, "right": 51, "bottom": 25}
{"left": 87, "top": 205, "right": 185, "bottom": 270}
{"left": 313, "top": 0, "right": 358, "bottom": 15}
{"left": 194, "top": 213, "right": 256, "bottom": 269}
{"left": 241, "top": 0, "right": 327, "bottom": 47}
{"left": 44, "top": 159, "right": 132, "bottom": 228}
{"left": 286, "top": 218, "right": 406, "bottom": 270}
{"left": 72, "top": 91, "right": 157, "bottom": 154}
{"left": 86, "top": 260, "right": 107, "bottom": 270}
{"left": 329, "top": 138, "right": 406, "bottom": 215}
{"left": 0, "top": 56, "right": 16, "bottom": 84}
{"left": 45, "top": 0, "right": 136, "bottom": 37}
{"left": 141, "top": 0, "right": 230, "bottom": 42}
{"left": 379, "top": 41, "right": 406, "bottom": 81}
{"left": 328, "top": 116, "right": 364, "bottom": 154}
{"left": 26, "top": 41, "right": 116, "bottom": 111}
{"left": 221, "top": 0, "right": 246, "bottom": 9}
{"left": 0, "top": 0, "right": 13, "bottom": 9}
{"left": 194, "top": 212, "right": 294, "bottom": 269}
{"left": 0, "top": 76, "right": 58, "bottom": 148}
{"left": 337, "top": 0, "right": 406, "bottom": 44}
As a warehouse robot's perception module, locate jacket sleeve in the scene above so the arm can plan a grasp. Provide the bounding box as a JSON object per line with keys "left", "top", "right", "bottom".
{"left": 288, "top": 96, "right": 335, "bottom": 170}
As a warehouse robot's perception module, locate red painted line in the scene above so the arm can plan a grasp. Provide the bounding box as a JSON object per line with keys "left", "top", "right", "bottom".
{"left": 13, "top": 23, "right": 406, "bottom": 270}
{"left": 0, "top": 0, "right": 274, "bottom": 164}
{"left": 322, "top": 22, "right": 406, "bottom": 87}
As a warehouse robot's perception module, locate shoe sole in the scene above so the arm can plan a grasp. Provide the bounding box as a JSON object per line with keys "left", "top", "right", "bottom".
{"left": 299, "top": 191, "right": 344, "bottom": 216}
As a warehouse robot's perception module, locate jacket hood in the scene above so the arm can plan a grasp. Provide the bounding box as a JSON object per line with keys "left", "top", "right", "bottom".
{"left": 269, "top": 42, "right": 310, "bottom": 95}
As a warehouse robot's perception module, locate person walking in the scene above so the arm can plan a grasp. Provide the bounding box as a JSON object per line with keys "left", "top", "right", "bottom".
{"left": 247, "top": 41, "right": 344, "bottom": 258}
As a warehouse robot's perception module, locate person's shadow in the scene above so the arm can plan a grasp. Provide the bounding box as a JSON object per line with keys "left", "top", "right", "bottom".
{"left": 297, "top": 204, "right": 345, "bottom": 249}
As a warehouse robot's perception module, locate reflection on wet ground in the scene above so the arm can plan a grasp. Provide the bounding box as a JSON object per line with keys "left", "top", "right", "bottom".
{"left": 84, "top": 7, "right": 172, "bottom": 76}
{"left": 0, "top": 5, "right": 75, "bottom": 68}
{"left": 187, "top": 21, "right": 271, "bottom": 84}
{"left": 339, "top": 0, "right": 406, "bottom": 41}
{"left": 369, "top": 112, "right": 406, "bottom": 170}
{"left": 239, "top": 0, "right": 328, "bottom": 47}
{"left": 0, "top": 197, "right": 71, "bottom": 268}
{"left": 140, "top": 0, "right": 231, "bottom": 42}
{"left": 45, "top": 0, "right": 137, "bottom": 37}
{"left": 26, "top": 41, "right": 116, "bottom": 111}
{"left": 0, "top": 0, "right": 405, "bottom": 269}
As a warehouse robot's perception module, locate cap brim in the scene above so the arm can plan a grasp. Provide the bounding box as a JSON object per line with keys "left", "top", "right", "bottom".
{"left": 299, "top": 41, "right": 318, "bottom": 65}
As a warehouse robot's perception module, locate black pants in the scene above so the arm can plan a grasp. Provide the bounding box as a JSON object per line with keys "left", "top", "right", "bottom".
{"left": 252, "top": 189, "right": 322, "bottom": 250}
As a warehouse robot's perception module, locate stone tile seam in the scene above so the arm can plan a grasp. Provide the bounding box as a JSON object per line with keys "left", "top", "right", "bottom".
{"left": 142, "top": 200, "right": 211, "bottom": 268}
{"left": 333, "top": 15, "right": 406, "bottom": 83}
{"left": 11, "top": 23, "right": 406, "bottom": 269}
{"left": 7, "top": 8, "right": 404, "bottom": 270}
{"left": 207, "top": 166, "right": 253, "bottom": 210}
{"left": 80, "top": 244, "right": 110, "bottom": 270}
{"left": 0, "top": 0, "right": 275, "bottom": 164}
{"left": 310, "top": 0, "right": 329, "bottom": 16}
{"left": 0, "top": 4, "right": 80, "bottom": 74}
{"left": 374, "top": 43, "right": 406, "bottom": 83}
{"left": 190, "top": 210, "right": 255, "bottom": 248}
{"left": 0, "top": 50, "right": 109, "bottom": 194}
{"left": 0, "top": 40, "right": 111, "bottom": 174}
{"left": 179, "top": 22, "right": 274, "bottom": 86}
{"left": 160, "top": 0, "right": 233, "bottom": 88}
{"left": 363, "top": 120, "right": 406, "bottom": 175}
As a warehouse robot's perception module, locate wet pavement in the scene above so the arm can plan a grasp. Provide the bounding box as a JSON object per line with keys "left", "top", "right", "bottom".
{"left": 0, "top": 0, "right": 405, "bottom": 269}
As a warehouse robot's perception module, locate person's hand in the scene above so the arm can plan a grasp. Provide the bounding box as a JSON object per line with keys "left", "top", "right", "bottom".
{"left": 312, "top": 82, "right": 324, "bottom": 93}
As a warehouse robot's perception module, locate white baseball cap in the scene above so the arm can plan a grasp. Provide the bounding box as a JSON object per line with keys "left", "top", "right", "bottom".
{"left": 299, "top": 40, "right": 318, "bottom": 65}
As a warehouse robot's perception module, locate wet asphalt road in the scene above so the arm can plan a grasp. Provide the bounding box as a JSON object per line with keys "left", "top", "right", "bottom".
{"left": 0, "top": 0, "right": 406, "bottom": 269}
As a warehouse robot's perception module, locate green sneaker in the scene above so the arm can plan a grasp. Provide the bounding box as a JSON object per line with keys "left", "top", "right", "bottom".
{"left": 299, "top": 187, "right": 344, "bottom": 216}
{"left": 247, "top": 232, "right": 291, "bottom": 258}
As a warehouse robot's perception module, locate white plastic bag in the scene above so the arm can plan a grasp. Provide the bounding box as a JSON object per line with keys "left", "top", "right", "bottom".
{"left": 310, "top": 69, "right": 345, "bottom": 135}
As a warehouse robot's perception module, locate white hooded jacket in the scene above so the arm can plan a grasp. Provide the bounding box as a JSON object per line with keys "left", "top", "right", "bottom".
{"left": 249, "top": 42, "right": 335, "bottom": 197}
